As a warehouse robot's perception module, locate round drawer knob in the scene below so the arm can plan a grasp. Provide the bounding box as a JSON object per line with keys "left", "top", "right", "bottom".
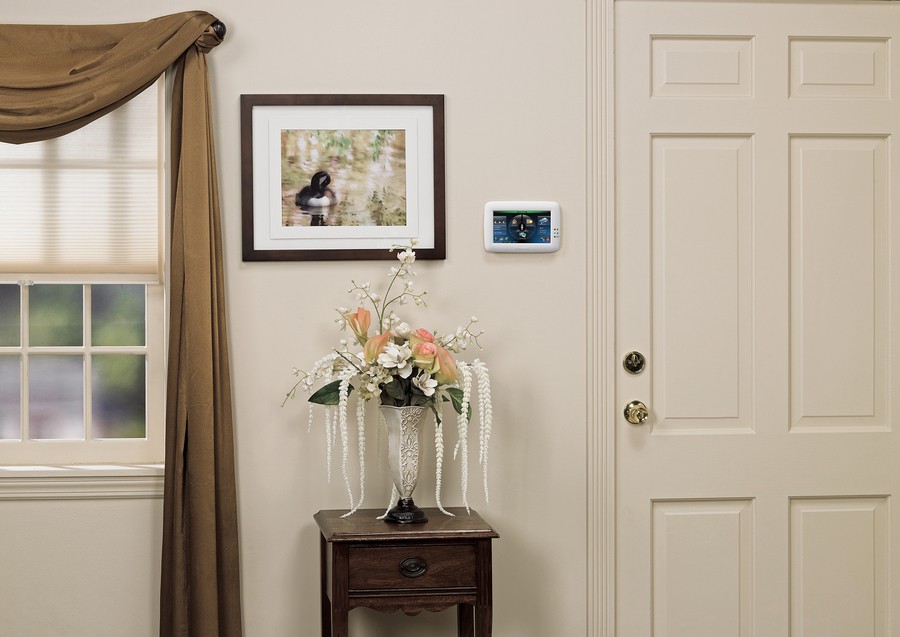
{"left": 399, "top": 557, "right": 428, "bottom": 578}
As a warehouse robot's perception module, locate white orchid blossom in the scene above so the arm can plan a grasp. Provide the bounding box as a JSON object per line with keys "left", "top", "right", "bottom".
{"left": 377, "top": 342, "right": 414, "bottom": 379}
{"left": 392, "top": 321, "right": 412, "bottom": 339}
{"left": 412, "top": 372, "right": 438, "bottom": 397}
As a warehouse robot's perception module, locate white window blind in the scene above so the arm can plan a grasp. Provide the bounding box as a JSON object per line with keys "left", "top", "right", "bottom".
{"left": 0, "top": 82, "right": 162, "bottom": 282}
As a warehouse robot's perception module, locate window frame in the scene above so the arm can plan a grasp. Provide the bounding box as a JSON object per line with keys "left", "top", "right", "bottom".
{"left": 0, "top": 82, "right": 166, "bottom": 467}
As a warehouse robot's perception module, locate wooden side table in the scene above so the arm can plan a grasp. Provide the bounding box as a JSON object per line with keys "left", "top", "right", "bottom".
{"left": 314, "top": 508, "right": 499, "bottom": 636}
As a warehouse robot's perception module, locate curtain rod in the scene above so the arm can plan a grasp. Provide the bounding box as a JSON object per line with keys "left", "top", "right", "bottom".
{"left": 212, "top": 20, "right": 226, "bottom": 39}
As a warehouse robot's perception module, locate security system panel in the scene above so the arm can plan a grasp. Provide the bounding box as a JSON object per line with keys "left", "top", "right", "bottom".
{"left": 483, "top": 201, "right": 560, "bottom": 253}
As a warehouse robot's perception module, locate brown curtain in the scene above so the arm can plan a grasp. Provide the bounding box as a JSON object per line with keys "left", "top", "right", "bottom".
{"left": 0, "top": 11, "right": 243, "bottom": 637}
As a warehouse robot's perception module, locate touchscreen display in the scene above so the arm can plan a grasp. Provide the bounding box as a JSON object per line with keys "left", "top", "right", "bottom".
{"left": 491, "top": 211, "right": 553, "bottom": 244}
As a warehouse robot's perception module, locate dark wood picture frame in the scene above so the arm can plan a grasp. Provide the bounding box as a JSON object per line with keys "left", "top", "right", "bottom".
{"left": 240, "top": 94, "right": 446, "bottom": 261}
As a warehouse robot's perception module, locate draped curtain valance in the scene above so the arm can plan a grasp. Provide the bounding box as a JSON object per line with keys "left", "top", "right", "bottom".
{"left": 0, "top": 11, "right": 218, "bottom": 142}
{"left": 0, "top": 11, "right": 243, "bottom": 637}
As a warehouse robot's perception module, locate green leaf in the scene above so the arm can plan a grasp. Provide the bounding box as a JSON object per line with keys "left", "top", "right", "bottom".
{"left": 308, "top": 380, "right": 353, "bottom": 406}
{"left": 446, "top": 387, "right": 472, "bottom": 421}
{"left": 383, "top": 379, "right": 406, "bottom": 401}
{"left": 409, "top": 394, "right": 432, "bottom": 408}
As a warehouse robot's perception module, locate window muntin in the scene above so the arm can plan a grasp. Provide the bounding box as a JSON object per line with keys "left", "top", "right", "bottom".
{"left": 0, "top": 282, "right": 164, "bottom": 461}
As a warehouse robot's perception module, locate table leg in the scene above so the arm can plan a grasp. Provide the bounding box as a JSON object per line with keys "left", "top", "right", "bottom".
{"left": 330, "top": 608, "right": 348, "bottom": 637}
{"left": 475, "top": 539, "right": 493, "bottom": 636}
{"left": 475, "top": 605, "right": 492, "bottom": 636}
{"left": 320, "top": 534, "right": 332, "bottom": 636}
{"left": 457, "top": 603, "right": 474, "bottom": 637}
{"left": 331, "top": 543, "right": 350, "bottom": 637}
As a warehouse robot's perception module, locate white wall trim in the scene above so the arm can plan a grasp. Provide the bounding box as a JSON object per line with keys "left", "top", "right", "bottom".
{"left": 587, "top": 0, "right": 616, "bottom": 635}
{"left": 0, "top": 466, "right": 164, "bottom": 500}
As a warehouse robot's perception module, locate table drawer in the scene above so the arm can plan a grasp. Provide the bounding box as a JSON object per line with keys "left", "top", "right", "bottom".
{"left": 348, "top": 543, "right": 476, "bottom": 590}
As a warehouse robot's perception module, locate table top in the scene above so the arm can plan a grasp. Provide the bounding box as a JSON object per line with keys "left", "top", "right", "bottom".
{"left": 315, "top": 508, "right": 499, "bottom": 543}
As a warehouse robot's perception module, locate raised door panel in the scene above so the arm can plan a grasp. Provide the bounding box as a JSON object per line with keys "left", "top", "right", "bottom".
{"left": 651, "top": 135, "right": 753, "bottom": 433}
{"left": 789, "top": 135, "right": 889, "bottom": 431}
{"left": 652, "top": 499, "right": 754, "bottom": 637}
{"left": 790, "top": 497, "right": 889, "bottom": 636}
{"left": 790, "top": 37, "right": 889, "bottom": 98}
{"left": 652, "top": 36, "right": 754, "bottom": 98}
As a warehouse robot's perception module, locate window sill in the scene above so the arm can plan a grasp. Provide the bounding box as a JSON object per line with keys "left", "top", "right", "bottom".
{"left": 0, "top": 464, "right": 164, "bottom": 500}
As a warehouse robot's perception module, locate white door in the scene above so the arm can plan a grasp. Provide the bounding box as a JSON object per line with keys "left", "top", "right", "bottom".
{"left": 616, "top": 2, "right": 900, "bottom": 635}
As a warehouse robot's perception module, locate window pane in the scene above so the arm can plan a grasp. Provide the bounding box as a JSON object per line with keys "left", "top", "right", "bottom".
{"left": 29, "top": 285, "right": 83, "bottom": 346}
{"left": 0, "top": 285, "right": 20, "bottom": 346}
{"left": 0, "top": 355, "right": 20, "bottom": 440}
{"left": 29, "top": 355, "right": 83, "bottom": 440}
{"left": 92, "top": 285, "right": 146, "bottom": 346}
{"left": 92, "top": 355, "right": 145, "bottom": 439}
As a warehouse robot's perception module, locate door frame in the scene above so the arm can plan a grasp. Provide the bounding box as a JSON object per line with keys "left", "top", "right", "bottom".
{"left": 587, "top": 1, "right": 899, "bottom": 635}
{"left": 586, "top": 0, "right": 615, "bottom": 634}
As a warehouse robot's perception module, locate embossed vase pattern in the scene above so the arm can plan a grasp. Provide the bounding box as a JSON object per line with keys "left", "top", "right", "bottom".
{"left": 381, "top": 405, "right": 427, "bottom": 500}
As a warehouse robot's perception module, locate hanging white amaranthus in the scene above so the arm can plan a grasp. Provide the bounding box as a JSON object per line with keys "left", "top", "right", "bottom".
{"left": 283, "top": 243, "right": 493, "bottom": 517}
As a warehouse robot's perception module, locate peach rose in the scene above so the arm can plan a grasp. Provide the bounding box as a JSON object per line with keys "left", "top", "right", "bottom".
{"left": 412, "top": 341, "right": 439, "bottom": 374}
{"left": 409, "top": 328, "right": 436, "bottom": 348}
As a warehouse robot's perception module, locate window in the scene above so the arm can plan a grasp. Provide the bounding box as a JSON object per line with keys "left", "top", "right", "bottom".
{"left": 0, "top": 83, "right": 165, "bottom": 466}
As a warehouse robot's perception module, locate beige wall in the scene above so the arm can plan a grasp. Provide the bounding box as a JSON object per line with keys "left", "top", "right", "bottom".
{"left": 0, "top": 494, "right": 163, "bottom": 637}
{"left": 2, "top": 1, "right": 589, "bottom": 634}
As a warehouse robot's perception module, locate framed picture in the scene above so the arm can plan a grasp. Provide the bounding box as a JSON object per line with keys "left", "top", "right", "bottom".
{"left": 240, "top": 94, "right": 445, "bottom": 261}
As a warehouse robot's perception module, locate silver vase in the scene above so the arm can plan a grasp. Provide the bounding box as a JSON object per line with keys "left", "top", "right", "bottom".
{"left": 381, "top": 404, "right": 429, "bottom": 523}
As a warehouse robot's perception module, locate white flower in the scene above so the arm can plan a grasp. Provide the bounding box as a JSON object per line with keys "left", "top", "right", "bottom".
{"left": 371, "top": 293, "right": 382, "bottom": 303}
{"left": 397, "top": 249, "right": 415, "bottom": 265}
{"left": 358, "top": 366, "right": 391, "bottom": 399}
{"left": 377, "top": 343, "right": 414, "bottom": 378}
{"left": 362, "top": 380, "right": 382, "bottom": 398}
{"left": 412, "top": 372, "right": 438, "bottom": 397}
{"left": 392, "top": 322, "right": 412, "bottom": 339}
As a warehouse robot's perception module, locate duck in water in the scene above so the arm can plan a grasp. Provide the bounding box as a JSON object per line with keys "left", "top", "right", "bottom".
{"left": 295, "top": 171, "right": 337, "bottom": 209}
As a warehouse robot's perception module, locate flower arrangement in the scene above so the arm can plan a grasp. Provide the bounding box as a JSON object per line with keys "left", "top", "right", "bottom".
{"left": 283, "top": 243, "right": 493, "bottom": 518}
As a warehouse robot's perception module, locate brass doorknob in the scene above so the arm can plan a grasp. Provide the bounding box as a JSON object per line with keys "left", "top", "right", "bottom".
{"left": 624, "top": 400, "right": 649, "bottom": 425}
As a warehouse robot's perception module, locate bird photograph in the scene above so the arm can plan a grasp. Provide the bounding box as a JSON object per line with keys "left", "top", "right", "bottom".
{"left": 281, "top": 128, "right": 407, "bottom": 228}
